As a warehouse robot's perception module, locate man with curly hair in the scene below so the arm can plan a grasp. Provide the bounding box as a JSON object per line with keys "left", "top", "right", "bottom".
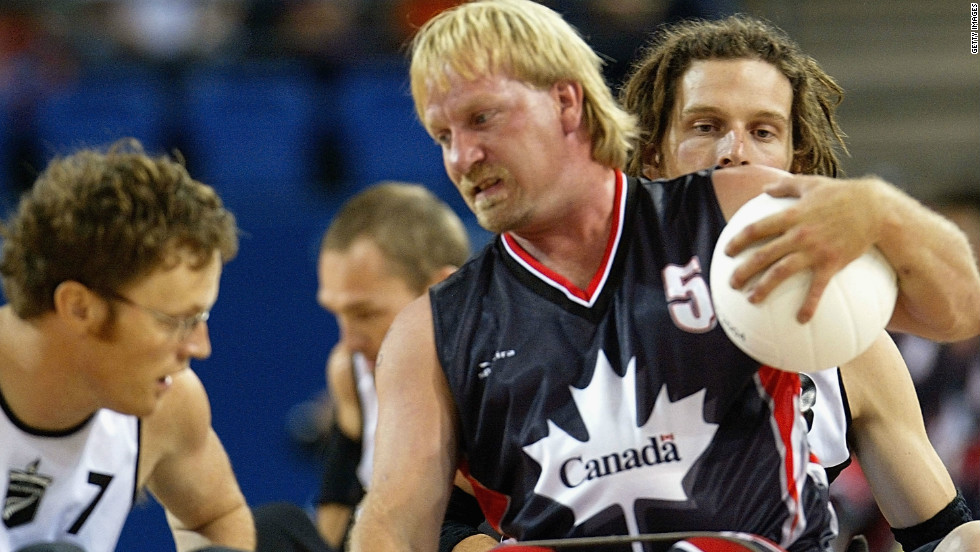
{"left": 620, "top": 15, "right": 980, "bottom": 552}
{"left": 0, "top": 139, "right": 253, "bottom": 552}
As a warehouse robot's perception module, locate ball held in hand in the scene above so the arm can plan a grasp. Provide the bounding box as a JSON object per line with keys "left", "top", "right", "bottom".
{"left": 709, "top": 193, "right": 898, "bottom": 373}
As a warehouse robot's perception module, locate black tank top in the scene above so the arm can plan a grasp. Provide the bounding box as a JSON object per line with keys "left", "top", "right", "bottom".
{"left": 430, "top": 170, "right": 836, "bottom": 552}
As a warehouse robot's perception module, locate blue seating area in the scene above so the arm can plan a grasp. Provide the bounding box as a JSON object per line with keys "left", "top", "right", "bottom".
{"left": 180, "top": 60, "right": 322, "bottom": 224}
{"left": 32, "top": 63, "right": 174, "bottom": 157}
{"left": 7, "top": 57, "right": 465, "bottom": 222}
{"left": 333, "top": 58, "right": 463, "bottom": 214}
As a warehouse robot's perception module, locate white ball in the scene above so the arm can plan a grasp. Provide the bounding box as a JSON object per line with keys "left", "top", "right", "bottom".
{"left": 709, "top": 193, "right": 898, "bottom": 373}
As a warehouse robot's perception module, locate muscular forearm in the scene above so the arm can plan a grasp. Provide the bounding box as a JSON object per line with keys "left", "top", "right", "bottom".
{"left": 169, "top": 505, "right": 256, "bottom": 552}
{"left": 855, "top": 436, "right": 956, "bottom": 528}
{"left": 350, "top": 484, "right": 455, "bottom": 552}
{"left": 870, "top": 178, "right": 980, "bottom": 341}
{"left": 843, "top": 337, "right": 958, "bottom": 528}
{"left": 348, "top": 501, "right": 421, "bottom": 552}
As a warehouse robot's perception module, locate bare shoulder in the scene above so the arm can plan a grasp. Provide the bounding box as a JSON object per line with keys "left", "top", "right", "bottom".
{"left": 387, "top": 294, "right": 435, "bottom": 348}
{"left": 372, "top": 292, "right": 456, "bottom": 472}
{"left": 138, "top": 369, "right": 212, "bottom": 487}
{"left": 375, "top": 294, "right": 438, "bottom": 386}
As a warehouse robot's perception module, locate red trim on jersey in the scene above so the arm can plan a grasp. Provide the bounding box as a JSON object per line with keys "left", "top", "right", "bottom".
{"left": 757, "top": 366, "right": 805, "bottom": 536}
{"left": 502, "top": 170, "right": 625, "bottom": 303}
{"left": 684, "top": 532, "right": 789, "bottom": 552}
{"left": 459, "top": 459, "right": 509, "bottom": 535}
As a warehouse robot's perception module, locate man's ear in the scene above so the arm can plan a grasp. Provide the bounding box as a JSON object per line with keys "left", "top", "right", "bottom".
{"left": 53, "top": 281, "right": 107, "bottom": 332}
{"left": 553, "top": 79, "right": 585, "bottom": 134}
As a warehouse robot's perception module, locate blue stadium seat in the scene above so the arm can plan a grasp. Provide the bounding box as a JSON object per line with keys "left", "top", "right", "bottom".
{"left": 179, "top": 60, "right": 323, "bottom": 225}
{"left": 32, "top": 63, "right": 174, "bottom": 157}
{"left": 332, "top": 57, "right": 462, "bottom": 213}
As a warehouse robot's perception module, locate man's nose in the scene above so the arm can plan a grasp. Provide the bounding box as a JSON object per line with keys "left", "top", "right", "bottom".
{"left": 447, "top": 130, "right": 485, "bottom": 177}
{"left": 717, "top": 130, "right": 749, "bottom": 168}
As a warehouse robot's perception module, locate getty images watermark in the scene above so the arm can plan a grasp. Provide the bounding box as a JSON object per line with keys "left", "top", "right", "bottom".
{"left": 972, "top": 3, "right": 979, "bottom": 54}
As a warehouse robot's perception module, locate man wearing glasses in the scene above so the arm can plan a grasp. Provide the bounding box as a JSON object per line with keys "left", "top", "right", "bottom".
{"left": 95, "top": 289, "right": 212, "bottom": 344}
{"left": 0, "top": 139, "right": 253, "bottom": 552}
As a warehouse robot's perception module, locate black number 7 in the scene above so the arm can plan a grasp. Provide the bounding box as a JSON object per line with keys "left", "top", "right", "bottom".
{"left": 68, "top": 472, "right": 114, "bottom": 534}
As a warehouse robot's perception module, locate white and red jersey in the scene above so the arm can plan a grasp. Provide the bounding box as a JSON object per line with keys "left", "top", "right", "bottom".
{"left": 430, "top": 170, "right": 836, "bottom": 552}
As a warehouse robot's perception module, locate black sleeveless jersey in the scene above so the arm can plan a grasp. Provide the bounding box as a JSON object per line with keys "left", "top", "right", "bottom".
{"left": 429, "top": 170, "right": 836, "bottom": 552}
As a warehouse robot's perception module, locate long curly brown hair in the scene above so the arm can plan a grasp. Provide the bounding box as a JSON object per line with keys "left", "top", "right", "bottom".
{"left": 620, "top": 14, "right": 847, "bottom": 178}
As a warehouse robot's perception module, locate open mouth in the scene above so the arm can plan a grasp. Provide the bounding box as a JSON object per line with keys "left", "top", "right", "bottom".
{"left": 473, "top": 177, "right": 502, "bottom": 199}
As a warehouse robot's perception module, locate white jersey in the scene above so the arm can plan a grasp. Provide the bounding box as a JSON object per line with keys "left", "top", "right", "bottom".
{"left": 1, "top": 390, "right": 139, "bottom": 552}
{"left": 353, "top": 352, "right": 378, "bottom": 490}
{"left": 801, "top": 369, "right": 851, "bottom": 478}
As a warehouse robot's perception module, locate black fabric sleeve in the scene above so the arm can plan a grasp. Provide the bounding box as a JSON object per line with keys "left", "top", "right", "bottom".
{"left": 890, "top": 490, "right": 974, "bottom": 551}
{"left": 824, "top": 369, "right": 854, "bottom": 483}
{"left": 315, "top": 423, "right": 364, "bottom": 507}
{"left": 439, "top": 486, "right": 490, "bottom": 552}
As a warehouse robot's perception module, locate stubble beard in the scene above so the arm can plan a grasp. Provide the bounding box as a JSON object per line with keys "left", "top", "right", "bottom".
{"left": 474, "top": 195, "right": 535, "bottom": 235}
{"left": 466, "top": 166, "right": 528, "bottom": 234}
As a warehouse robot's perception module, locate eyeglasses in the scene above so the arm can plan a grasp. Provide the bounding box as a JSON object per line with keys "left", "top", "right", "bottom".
{"left": 97, "top": 289, "right": 210, "bottom": 342}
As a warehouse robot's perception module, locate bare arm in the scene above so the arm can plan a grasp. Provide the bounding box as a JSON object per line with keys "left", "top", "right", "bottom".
{"left": 721, "top": 170, "right": 980, "bottom": 340}
{"left": 327, "top": 343, "right": 363, "bottom": 443}
{"left": 453, "top": 535, "right": 501, "bottom": 551}
{"left": 316, "top": 344, "right": 361, "bottom": 548}
{"left": 143, "top": 370, "right": 255, "bottom": 551}
{"left": 862, "top": 180, "right": 980, "bottom": 341}
{"left": 840, "top": 332, "right": 956, "bottom": 528}
{"left": 349, "top": 295, "right": 460, "bottom": 552}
